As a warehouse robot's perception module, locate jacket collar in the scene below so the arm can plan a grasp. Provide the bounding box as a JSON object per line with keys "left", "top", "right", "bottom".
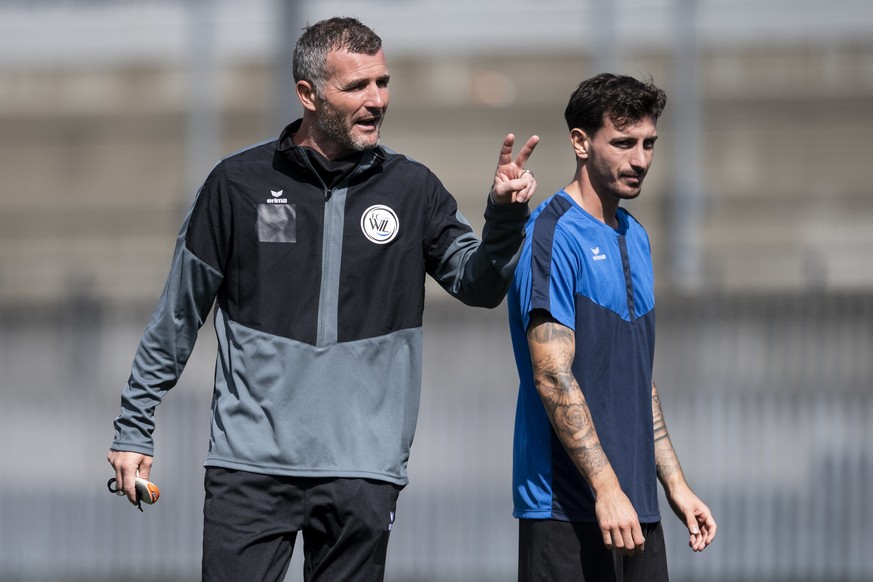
{"left": 276, "top": 119, "right": 385, "bottom": 178}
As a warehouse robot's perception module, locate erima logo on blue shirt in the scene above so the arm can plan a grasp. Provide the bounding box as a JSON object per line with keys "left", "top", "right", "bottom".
{"left": 591, "top": 247, "right": 607, "bottom": 261}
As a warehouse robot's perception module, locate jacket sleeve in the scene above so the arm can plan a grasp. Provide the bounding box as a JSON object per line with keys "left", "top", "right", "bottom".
{"left": 425, "top": 176, "right": 530, "bottom": 308}
{"left": 110, "top": 177, "right": 226, "bottom": 456}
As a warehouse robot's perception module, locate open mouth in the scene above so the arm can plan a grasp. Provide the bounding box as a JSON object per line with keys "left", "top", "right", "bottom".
{"left": 356, "top": 116, "right": 381, "bottom": 130}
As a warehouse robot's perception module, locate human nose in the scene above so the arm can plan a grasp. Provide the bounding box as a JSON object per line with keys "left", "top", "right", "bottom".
{"left": 365, "top": 84, "right": 388, "bottom": 109}
{"left": 629, "top": 145, "right": 650, "bottom": 171}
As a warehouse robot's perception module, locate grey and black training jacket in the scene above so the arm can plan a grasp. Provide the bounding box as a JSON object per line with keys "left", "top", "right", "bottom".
{"left": 111, "top": 119, "right": 529, "bottom": 485}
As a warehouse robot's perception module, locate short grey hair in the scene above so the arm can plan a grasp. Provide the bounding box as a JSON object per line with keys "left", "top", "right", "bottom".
{"left": 293, "top": 17, "right": 382, "bottom": 94}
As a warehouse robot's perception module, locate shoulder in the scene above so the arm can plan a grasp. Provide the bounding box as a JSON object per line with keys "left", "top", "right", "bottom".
{"left": 223, "top": 136, "right": 277, "bottom": 166}
{"left": 529, "top": 194, "right": 590, "bottom": 247}
{"left": 377, "top": 145, "right": 435, "bottom": 177}
{"left": 207, "top": 137, "right": 277, "bottom": 181}
{"left": 374, "top": 146, "right": 452, "bottom": 208}
{"left": 532, "top": 192, "right": 574, "bottom": 222}
{"left": 521, "top": 196, "right": 587, "bottom": 275}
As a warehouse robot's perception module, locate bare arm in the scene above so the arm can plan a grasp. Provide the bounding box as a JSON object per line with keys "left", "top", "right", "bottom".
{"left": 651, "top": 381, "right": 717, "bottom": 551}
{"left": 652, "top": 380, "right": 685, "bottom": 486}
{"left": 527, "top": 310, "right": 645, "bottom": 555}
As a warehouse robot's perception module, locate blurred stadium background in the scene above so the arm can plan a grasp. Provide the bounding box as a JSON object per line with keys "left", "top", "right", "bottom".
{"left": 1, "top": 0, "right": 872, "bottom": 580}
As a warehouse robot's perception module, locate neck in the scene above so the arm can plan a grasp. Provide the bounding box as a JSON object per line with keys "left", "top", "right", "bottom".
{"left": 293, "top": 115, "right": 350, "bottom": 161}
{"left": 565, "top": 171, "right": 620, "bottom": 229}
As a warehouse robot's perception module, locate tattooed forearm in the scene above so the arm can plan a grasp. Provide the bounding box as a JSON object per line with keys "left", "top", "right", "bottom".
{"left": 652, "top": 381, "right": 684, "bottom": 483}
{"left": 652, "top": 388, "right": 669, "bottom": 443}
{"left": 548, "top": 396, "right": 610, "bottom": 475}
{"left": 528, "top": 316, "right": 611, "bottom": 481}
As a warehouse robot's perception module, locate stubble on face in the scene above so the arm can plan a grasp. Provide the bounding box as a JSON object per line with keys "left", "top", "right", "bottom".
{"left": 314, "top": 93, "right": 383, "bottom": 154}
{"left": 309, "top": 49, "right": 389, "bottom": 158}
{"left": 588, "top": 116, "right": 657, "bottom": 202}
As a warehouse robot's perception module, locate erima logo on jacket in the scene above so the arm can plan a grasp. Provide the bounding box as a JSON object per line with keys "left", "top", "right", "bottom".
{"left": 361, "top": 204, "right": 399, "bottom": 244}
{"left": 267, "top": 190, "right": 287, "bottom": 203}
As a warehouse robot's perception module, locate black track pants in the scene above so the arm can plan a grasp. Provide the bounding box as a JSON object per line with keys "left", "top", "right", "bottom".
{"left": 202, "top": 468, "right": 401, "bottom": 582}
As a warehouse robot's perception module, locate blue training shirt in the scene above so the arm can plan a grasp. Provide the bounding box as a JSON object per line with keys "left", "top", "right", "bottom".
{"left": 508, "top": 190, "right": 661, "bottom": 523}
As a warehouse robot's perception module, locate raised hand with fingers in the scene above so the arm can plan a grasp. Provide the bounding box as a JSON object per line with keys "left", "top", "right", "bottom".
{"left": 489, "top": 133, "right": 540, "bottom": 205}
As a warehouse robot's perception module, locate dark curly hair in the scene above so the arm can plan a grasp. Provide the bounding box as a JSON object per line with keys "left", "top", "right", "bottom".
{"left": 564, "top": 73, "right": 667, "bottom": 136}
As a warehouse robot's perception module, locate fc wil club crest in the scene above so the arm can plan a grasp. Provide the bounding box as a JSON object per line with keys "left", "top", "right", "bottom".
{"left": 361, "top": 205, "right": 399, "bottom": 245}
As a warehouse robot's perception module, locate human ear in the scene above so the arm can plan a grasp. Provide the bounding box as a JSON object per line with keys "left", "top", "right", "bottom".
{"left": 570, "top": 128, "right": 590, "bottom": 159}
{"left": 296, "top": 80, "right": 318, "bottom": 112}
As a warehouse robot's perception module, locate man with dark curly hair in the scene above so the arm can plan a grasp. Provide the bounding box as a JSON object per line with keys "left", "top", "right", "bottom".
{"left": 508, "top": 73, "right": 716, "bottom": 581}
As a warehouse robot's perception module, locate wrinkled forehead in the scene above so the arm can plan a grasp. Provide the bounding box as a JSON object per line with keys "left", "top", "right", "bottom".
{"left": 324, "top": 48, "right": 388, "bottom": 80}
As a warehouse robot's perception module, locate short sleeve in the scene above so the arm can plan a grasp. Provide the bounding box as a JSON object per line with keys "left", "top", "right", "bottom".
{"left": 529, "top": 223, "right": 578, "bottom": 331}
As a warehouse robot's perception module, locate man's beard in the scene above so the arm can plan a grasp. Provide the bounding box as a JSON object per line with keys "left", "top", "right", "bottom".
{"left": 316, "top": 97, "right": 380, "bottom": 153}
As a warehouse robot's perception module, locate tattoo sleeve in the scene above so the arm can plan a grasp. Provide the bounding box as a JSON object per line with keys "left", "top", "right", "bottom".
{"left": 527, "top": 312, "right": 611, "bottom": 484}
{"left": 652, "top": 381, "right": 685, "bottom": 487}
